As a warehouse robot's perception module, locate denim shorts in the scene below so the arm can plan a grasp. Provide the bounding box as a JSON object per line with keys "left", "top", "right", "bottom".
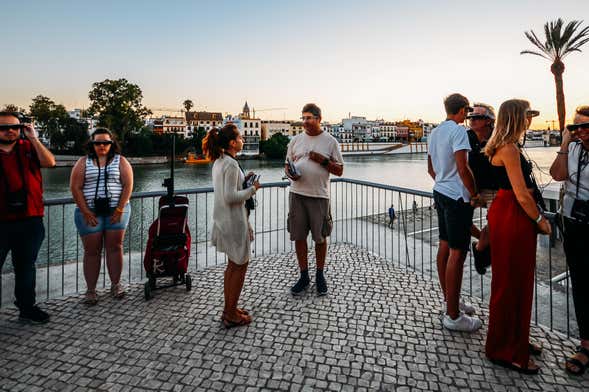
{"left": 74, "top": 204, "right": 131, "bottom": 236}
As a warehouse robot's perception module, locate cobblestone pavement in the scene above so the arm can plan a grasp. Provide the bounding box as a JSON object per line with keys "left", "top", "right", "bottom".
{"left": 1, "top": 244, "right": 588, "bottom": 391}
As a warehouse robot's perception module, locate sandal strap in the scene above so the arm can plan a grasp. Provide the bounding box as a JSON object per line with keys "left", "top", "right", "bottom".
{"left": 576, "top": 345, "right": 589, "bottom": 358}
{"left": 566, "top": 357, "right": 586, "bottom": 372}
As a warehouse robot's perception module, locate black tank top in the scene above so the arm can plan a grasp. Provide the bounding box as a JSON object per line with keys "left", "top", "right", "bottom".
{"left": 492, "top": 153, "right": 534, "bottom": 190}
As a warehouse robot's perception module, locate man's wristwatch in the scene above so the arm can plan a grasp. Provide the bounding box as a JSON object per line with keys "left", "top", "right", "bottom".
{"left": 321, "top": 158, "right": 329, "bottom": 167}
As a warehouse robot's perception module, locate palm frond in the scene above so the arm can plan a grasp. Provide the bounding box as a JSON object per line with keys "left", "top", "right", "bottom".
{"left": 520, "top": 50, "right": 551, "bottom": 60}
{"left": 550, "top": 19, "right": 565, "bottom": 57}
{"left": 563, "top": 24, "right": 589, "bottom": 51}
{"left": 524, "top": 31, "right": 548, "bottom": 52}
{"left": 562, "top": 37, "right": 589, "bottom": 59}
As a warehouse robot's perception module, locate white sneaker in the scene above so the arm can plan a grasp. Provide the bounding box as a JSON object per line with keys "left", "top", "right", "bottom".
{"left": 441, "top": 300, "right": 476, "bottom": 316}
{"left": 442, "top": 312, "right": 482, "bottom": 332}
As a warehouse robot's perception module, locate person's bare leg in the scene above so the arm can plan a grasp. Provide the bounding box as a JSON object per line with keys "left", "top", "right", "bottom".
{"left": 81, "top": 232, "right": 104, "bottom": 292}
{"left": 235, "top": 262, "right": 251, "bottom": 321}
{"left": 436, "top": 240, "right": 450, "bottom": 301}
{"left": 477, "top": 225, "right": 490, "bottom": 250}
{"left": 315, "top": 240, "right": 327, "bottom": 271}
{"left": 446, "top": 248, "right": 467, "bottom": 319}
{"left": 295, "top": 240, "right": 308, "bottom": 271}
{"left": 104, "top": 230, "right": 125, "bottom": 285}
{"left": 223, "top": 260, "right": 249, "bottom": 323}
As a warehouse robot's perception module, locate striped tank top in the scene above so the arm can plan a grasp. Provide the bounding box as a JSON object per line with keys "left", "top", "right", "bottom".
{"left": 82, "top": 154, "right": 123, "bottom": 209}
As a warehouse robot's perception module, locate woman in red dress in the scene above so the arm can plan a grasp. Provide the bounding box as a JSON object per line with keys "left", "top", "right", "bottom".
{"left": 483, "top": 99, "right": 552, "bottom": 374}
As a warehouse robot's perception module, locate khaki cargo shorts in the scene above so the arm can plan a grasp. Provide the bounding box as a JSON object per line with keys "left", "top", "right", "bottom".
{"left": 287, "top": 192, "right": 333, "bottom": 244}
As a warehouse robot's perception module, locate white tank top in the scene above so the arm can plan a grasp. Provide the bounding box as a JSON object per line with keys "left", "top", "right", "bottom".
{"left": 82, "top": 154, "right": 123, "bottom": 209}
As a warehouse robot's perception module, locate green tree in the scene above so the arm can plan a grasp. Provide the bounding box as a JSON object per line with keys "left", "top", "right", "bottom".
{"left": 87, "top": 78, "right": 152, "bottom": 145}
{"left": 183, "top": 99, "right": 194, "bottom": 113}
{"left": 259, "top": 133, "right": 290, "bottom": 159}
{"left": 126, "top": 127, "right": 155, "bottom": 156}
{"left": 62, "top": 117, "right": 90, "bottom": 154}
{"left": 521, "top": 19, "right": 589, "bottom": 132}
{"left": 29, "top": 95, "right": 69, "bottom": 146}
{"left": 1, "top": 104, "right": 25, "bottom": 112}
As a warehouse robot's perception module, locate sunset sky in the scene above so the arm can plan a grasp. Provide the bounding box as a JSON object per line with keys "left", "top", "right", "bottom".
{"left": 2, "top": 0, "right": 589, "bottom": 128}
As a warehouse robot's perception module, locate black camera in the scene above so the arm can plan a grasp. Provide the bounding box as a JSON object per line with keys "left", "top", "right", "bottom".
{"left": 94, "top": 197, "right": 112, "bottom": 216}
{"left": 6, "top": 188, "right": 27, "bottom": 212}
{"left": 571, "top": 199, "right": 589, "bottom": 224}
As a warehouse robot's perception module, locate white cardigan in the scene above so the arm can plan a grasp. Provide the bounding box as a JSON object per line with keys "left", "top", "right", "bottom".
{"left": 210, "top": 155, "right": 256, "bottom": 264}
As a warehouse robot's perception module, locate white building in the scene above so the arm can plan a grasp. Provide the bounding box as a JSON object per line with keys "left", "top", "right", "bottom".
{"left": 185, "top": 111, "right": 224, "bottom": 134}
{"left": 261, "top": 120, "right": 291, "bottom": 140}
{"left": 224, "top": 102, "right": 261, "bottom": 155}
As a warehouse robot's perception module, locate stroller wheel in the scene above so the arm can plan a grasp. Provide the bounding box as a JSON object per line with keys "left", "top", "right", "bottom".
{"left": 144, "top": 281, "right": 153, "bottom": 300}
{"left": 185, "top": 274, "right": 192, "bottom": 291}
{"left": 149, "top": 275, "right": 156, "bottom": 290}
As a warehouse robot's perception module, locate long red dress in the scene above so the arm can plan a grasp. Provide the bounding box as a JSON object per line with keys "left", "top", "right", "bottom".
{"left": 485, "top": 189, "right": 537, "bottom": 368}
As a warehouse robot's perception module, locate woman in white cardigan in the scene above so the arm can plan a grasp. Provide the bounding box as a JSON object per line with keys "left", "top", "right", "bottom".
{"left": 202, "top": 124, "right": 260, "bottom": 328}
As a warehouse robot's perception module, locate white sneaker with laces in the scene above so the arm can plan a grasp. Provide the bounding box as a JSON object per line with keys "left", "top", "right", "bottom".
{"left": 441, "top": 300, "right": 476, "bottom": 316}
{"left": 442, "top": 312, "right": 482, "bottom": 332}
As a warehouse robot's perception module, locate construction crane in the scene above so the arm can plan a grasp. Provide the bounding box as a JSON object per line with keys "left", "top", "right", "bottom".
{"left": 252, "top": 107, "right": 288, "bottom": 119}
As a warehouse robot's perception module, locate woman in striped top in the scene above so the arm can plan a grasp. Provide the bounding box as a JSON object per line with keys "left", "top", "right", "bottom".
{"left": 70, "top": 128, "right": 133, "bottom": 305}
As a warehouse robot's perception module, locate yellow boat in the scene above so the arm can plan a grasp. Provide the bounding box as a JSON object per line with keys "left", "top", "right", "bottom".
{"left": 184, "top": 152, "right": 211, "bottom": 164}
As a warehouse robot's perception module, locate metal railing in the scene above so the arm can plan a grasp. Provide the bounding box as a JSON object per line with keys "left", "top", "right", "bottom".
{"left": 0, "top": 178, "right": 576, "bottom": 338}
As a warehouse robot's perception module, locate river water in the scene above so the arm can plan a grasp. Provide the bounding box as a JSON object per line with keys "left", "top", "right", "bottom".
{"left": 42, "top": 147, "right": 559, "bottom": 199}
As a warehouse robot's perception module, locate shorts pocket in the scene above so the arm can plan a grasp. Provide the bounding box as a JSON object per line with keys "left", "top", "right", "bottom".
{"left": 321, "top": 212, "right": 333, "bottom": 237}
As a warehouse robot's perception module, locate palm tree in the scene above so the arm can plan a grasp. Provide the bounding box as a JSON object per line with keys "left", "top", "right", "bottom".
{"left": 521, "top": 18, "right": 589, "bottom": 132}
{"left": 183, "top": 99, "right": 194, "bottom": 113}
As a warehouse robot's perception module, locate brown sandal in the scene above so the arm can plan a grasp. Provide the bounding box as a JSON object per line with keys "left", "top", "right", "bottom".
{"left": 221, "top": 313, "right": 252, "bottom": 329}
{"left": 489, "top": 358, "right": 540, "bottom": 375}
{"left": 529, "top": 342, "right": 542, "bottom": 356}
{"left": 565, "top": 346, "right": 589, "bottom": 376}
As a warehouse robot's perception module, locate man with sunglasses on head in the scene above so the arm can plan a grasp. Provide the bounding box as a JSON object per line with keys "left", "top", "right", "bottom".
{"left": 285, "top": 103, "right": 344, "bottom": 296}
{"left": 0, "top": 111, "right": 55, "bottom": 324}
{"left": 428, "top": 93, "right": 482, "bottom": 332}
{"left": 466, "top": 103, "right": 497, "bottom": 275}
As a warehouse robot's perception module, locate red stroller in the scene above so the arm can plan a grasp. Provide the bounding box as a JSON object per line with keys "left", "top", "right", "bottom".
{"left": 143, "top": 133, "right": 192, "bottom": 299}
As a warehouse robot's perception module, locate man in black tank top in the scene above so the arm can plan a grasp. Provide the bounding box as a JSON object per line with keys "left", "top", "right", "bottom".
{"left": 466, "top": 104, "right": 497, "bottom": 275}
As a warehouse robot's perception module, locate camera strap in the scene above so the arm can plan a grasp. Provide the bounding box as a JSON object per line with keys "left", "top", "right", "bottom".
{"left": 93, "top": 159, "right": 110, "bottom": 201}
{"left": 225, "top": 153, "right": 246, "bottom": 180}
{"left": 0, "top": 142, "right": 28, "bottom": 197}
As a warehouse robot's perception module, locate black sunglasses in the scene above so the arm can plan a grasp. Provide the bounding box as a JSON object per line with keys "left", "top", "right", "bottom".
{"left": 468, "top": 115, "right": 488, "bottom": 121}
{"left": 92, "top": 140, "right": 113, "bottom": 146}
{"left": 567, "top": 122, "right": 589, "bottom": 132}
{"left": 0, "top": 124, "right": 24, "bottom": 131}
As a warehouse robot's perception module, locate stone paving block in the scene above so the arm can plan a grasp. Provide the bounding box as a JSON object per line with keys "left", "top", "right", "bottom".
{"left": 1, "top": 244, "right": 588, "bottom": 391}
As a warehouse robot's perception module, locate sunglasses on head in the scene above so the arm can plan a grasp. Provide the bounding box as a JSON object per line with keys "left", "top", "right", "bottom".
{"left": 526, "top": 109, "right": 540, "bottom": 118}
{"left": 0, "top": 124, "right": 24, "bottom": 131}
{"left": 567, "top": 122, "right": 589, "bottom": 132}
{"left": 92, "top": 140, "right": 113, "bottom": 146}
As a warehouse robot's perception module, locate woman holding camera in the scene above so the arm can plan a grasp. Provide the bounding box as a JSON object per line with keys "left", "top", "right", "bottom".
{"left": 202, "top": 123, "right": 260, "bottom": 328}
{"left": 70, "top": 128, "right": 133, "bottom": 305}
{"left": 483, "top": 99, "right": 551, "bottom": 375}
{"left": 550, "top": 105, "right": 589, "bottom": 375}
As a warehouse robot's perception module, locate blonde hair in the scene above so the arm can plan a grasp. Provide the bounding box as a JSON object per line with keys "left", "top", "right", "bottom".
{"left": 484, "top": 99, "right": 530, "bottom": 158}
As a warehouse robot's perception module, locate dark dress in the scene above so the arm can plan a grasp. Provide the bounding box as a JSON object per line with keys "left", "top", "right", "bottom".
{"left": 485, "top": 151, "right": 536, "bottom": 368}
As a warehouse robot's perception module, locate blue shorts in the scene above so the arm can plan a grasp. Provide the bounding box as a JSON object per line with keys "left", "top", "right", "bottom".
{"left": 74, "top": 205, "right": 131, "bottom": 236}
